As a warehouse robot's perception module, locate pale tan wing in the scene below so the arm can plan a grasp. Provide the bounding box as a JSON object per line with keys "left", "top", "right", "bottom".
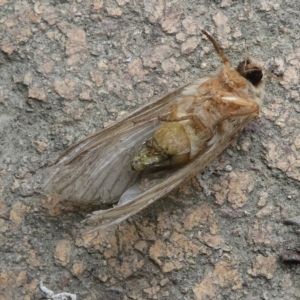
{"left": 82, "top": 104, "right": 257, "bottom": 233}
{"left": 44, "top": 79, "right": 209, "bottom": 205}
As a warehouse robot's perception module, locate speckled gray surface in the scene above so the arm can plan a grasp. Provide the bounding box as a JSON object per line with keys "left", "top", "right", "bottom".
{"left": 0, "top": 1, "right": 299, "bottom": 299}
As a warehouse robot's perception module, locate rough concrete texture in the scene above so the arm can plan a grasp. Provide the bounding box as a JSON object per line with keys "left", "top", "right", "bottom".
{"left": 0, "top": 0, "right": 299, "bottom": 299}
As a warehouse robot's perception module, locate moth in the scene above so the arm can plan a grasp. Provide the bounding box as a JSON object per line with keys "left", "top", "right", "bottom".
{"left": 44, "top": 30, "right": 281, "bottom": 233}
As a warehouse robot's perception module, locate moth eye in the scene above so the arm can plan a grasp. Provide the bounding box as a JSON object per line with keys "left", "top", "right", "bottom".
{"left": 244, "top": 68, "right": 263, "bottom": 86}
{"left": 236, "top": 61, "right": 263, "bottom": 86}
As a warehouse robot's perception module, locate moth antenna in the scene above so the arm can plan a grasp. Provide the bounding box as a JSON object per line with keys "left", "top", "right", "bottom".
{"left": 202, "top": 30, "right": 230, "bottom": 65}
{"left": 263, "top": 68, "right": 285, "bottom": 82}
{"left": 244, "top": 44, "right": 250, "bottom": 63}
{"left": 244, "top": 44, "right": 249, "bottom": 59}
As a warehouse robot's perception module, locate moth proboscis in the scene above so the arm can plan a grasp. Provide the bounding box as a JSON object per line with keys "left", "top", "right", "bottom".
{"left": 44, "top": 30, "right": 283, "bottom": 234}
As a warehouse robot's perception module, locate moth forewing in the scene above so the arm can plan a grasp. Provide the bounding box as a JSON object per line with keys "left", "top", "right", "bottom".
{"left": 82, "top": 113, "right": 258, "bottom": 234}
{"left": 43, "top": 85, "right": 190, "bottom": 204}
{"left": 44, "top": 30, "right": 272, "bottom": 233}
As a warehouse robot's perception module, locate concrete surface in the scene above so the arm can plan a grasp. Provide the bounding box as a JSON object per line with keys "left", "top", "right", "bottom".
{"left": 0, "top": 0, "right": 299, "bottom": 299}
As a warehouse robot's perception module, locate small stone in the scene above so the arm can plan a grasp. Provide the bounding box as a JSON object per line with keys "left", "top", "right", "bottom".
{"left": 99, "top": 274, "right": 109, "bottom": 282}
{"left": 19, "top": 182, "right": 34, "bottom": 197}
{"left": 0, "top": 219, "right": 8, "bottom": 233}
{"left": 143, "top": 286, "right": 160, "bottom": 297}
{"left": 134, "top": 240, "right": 147, "bottom": 253}
{"left": 116, "top": 0, "right": 129, "bottom": 5}
{"left": 160, "top": 5, "right": 182, "bottom": 34}
{"left": 106, "top": 7, "right": 123, "bottom": 17}
{"left": 279, "top": 273, "right": 293, "bottom": 290}
{"left": 73, "top": 108, "right": 84, "bottom": 120}
{"left": 16, "top": 271, "right": 27, "bottom": 287}
{"left": 162, "top": 261, "right": 183, "bottom": 273}
{"left": 28, "top": 88, "right": 46, "bottom": 101}
{"left": 0, "top": 39, "right": 17, "bottom": 55}
{"left": 290, "top": 91, "right": 299, "bottom": 101}
{"left": 162, "top": 290, "right": 170, "bottom": 297}
{"left": 98, "top": 60, "right": 108, "bottom": 70}
{"left": 255, "top": 205, "right": 273, "bottom": 219}
{"left": 198, "top": 232, "right": 229, "bottom": 251}
{"left": 54, "top": 239, "right": 72, "bottom": 266}
{"left": 90, "top": 1, "right": 103, "bottom": 11}
{"left": 79, "top": 90, "right": 91, "bottom": 101}
{"left": 142, "top": 45, "right": 173, "bottom": 68}
{"left": 241, "top": 140, "right": 251, "bottom": 152}
{"left": 0, "top": 270, "right": 12, "bottom": 289}
{"left": 53, "top": 78, "right": 77, "bottom": 100}
{"left": 233, "top": 29, "right": 242, "bottom": 39}
{"left": 294, "top": 135, "right": 300, "bottom": 150}
{"left": 58, "top": 22, "right": 87, "bottom": 56}
{"left": 224, "top": 165, "right": 233, "bottom": 172}
{"left": 183, "top": 205, "right": 217, "bottom": 231}
{"left": 249, "top": 220, "right": 272, "bottom": 246}
{"left": 182, "top": 16, "right": 197, "bottom": 35}
{"left": 33, "top": 140, "right": 48, "bottom": 153}
{"left": 67, "top": 53, "right": 86, "bottom": 66}
{"left": 34, "top": 4, "right": 57, "bottom": 25}
{"left": 23, "top": 72, "right": 33, "bottom": 85}
{"left": 10, "top": 180, "right": 20, "bottom": 193}
{"left": 213, "top": 12, "right": 229, "bottom": 27}
{"left": 176, "top": 32, "right": 186, "bottom": 42}
{"left": 160, "top": 278, "right": 169, "bottom": 287}
{"left": 227, "top": 172, "right": 254, "bottom": 208}
{"left": 260, "top": 2, "right": 272, "bottom": 11}
{"left": 257, "top": 191, "right": 268, "bottom": 207}
{"left": 220, "top": 0, "right": 231, "bottom": 7}
{"left": 161, "top": 57, "right": 180, "bottom": 73}
{"left": 193, "top": 258, "right": 242, "bottom": 299}
{"left": 247, "top": 254, "right": 277, "bottom": 279}
{"left": 10, "top": 202, "right": 28, "bottom": 225}
{"left": 90, "top": 72, "right": 104, "bottom": 87}
{"left": 27, "top": 250, "right": 40, "bottom": 267}
{"left": 127, "top": 58, "right": 148, "bottom": 78}
{"left": 43, "top": 61, "right": 54, "bottom": 73}
{"left": 284, "top": 66, "right": 299, "bottom": 86}
{"left": 107, "top": 256, "right": 144, "bottom": 279}
{"left": 72, "top": 263, "right": 85, "bottom": 276}
{"left": 181, "top": 37, "right": 199, "bottom": 54}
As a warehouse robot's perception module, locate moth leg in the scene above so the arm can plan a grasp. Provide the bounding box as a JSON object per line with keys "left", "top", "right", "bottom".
{"left": 221, "top": 95, "right": 259, "bottom": 108}
{"left": 221, "top": 96, "right": 259, "bottom": 119}
{"left": 228, "top": 106, "right": 258, "bottom": 118}
{"left": 158, "top": 114, "right": 209, "bottom": 133}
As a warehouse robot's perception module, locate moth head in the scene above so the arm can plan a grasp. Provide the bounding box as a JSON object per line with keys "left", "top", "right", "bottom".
{"left": 236, "top": 60, "right": 263, "bottom": 87}
{"left": 201, "top": 30, "right": 284, "bottom": 84}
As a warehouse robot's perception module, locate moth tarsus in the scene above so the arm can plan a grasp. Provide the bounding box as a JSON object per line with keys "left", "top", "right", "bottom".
{"left": 44, "top": 31, "right": 282, "bottom": 234}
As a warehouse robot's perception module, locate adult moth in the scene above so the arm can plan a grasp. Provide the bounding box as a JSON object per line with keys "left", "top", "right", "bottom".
{"left": 44, "top": 30, "right": 281, "bottom": 233}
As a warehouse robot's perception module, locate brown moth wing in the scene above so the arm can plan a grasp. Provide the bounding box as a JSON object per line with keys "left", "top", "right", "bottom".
{"left": 81, "top": 64, "right": 264, "bottom": 232}
{"left": 44, "top": 64, "right": 263, "bottom": 233}
{"left": 44, "top": 79, "right": 209, "bottom": 205}
{"left": 82, "top": 102, "right": 257, "bottom": 233}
